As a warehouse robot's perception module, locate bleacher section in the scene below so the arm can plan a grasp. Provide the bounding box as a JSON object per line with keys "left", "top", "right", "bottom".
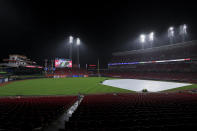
{"left": 65, "top": 93, "right": 197, "bottom": 130}
{"left": 1, "top": 93, "right": 197, "bottom": 130}
{"left": 0, "top": 96, "right": 77, "bottom": 131}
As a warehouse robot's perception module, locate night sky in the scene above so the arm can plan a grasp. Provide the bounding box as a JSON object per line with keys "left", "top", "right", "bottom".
{"left": 0, "top": 0, "right": 196, "bottom": 68}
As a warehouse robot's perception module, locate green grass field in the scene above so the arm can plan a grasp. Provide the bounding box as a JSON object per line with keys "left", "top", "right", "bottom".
{"left": 0, "top": 77, "right": 133, "bottom": 96}
{"left": 162, "top": 84, "right": 197, "bottom": 92}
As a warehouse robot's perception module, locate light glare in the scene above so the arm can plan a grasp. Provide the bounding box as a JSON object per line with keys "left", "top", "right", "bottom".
{"left": 169, "top": 27, "right": 173, "bottom": 31}
{"left": 180, "top": 24, "right": 187, "bottom": 35}
{"left": 149, "top": 32, "right": 154, "bottom": 41}
{"left": 183, "top": 24, "right": 187, "bottom": 29}
{"left": 76, "top": 38, "right": 80, "bottom": 45}
{"left": 69, "top": 36, "right": 73, "bottom": 44}
{"left": 140, "top": 34, "right": 146, "bottom": 43}
{"left": 168, "top": 27, "right": 174, "bottom": 38}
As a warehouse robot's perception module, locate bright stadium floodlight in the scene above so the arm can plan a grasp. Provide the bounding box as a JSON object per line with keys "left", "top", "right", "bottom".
{"left": 180, "top": 24, "right": 187, "bottom": 42}
{"left": 149, "top": 32, "right": 154, "bottom": 41}
{"left": 168, "top": 27, "right": 174, "bottom": 38}
{"left": 140, "top": 34, "right": 146, "bottom": 43}
{"left": 183, "top": 24, "right": 187, "bottom": 30}
{"left": 69, "top": 36, "right": 74, "bottom": 60}
{"left": 69, "top": 36, "right": 74, "bottom": 44}
{"left": 168, "top": 26, "right": 174, "bottom": 44}
{"left": 169, "top": 27, "right": 173, "bottom": 31}
{"left": 180, "top": 24, "right": 187, "bottom": 35}
{"left": 168, "top": 27, "right": 174, "bottom": 37}
{"left": 76, "top": 38, "right": 80, "bottom": 46}
{"left": 76, "top": 37, "right": 81, "bottom": 69}
{"left": 183, "top": 24, "right": 187, "bottom": 35}
{"left": 149, "top": 32, "right": 154, "bottom": 48}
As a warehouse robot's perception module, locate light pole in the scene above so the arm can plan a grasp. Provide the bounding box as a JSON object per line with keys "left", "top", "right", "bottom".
{"left": 69, "top": 36, "right": 73, "bottom": 61}
{"left": 140, "top": 34, "right": 146, "bottom": 49}
{"left": 180, "top": 24, "right": 187, "bottom": 42}
{"left": 76, "top": 38, "right": 80, "bottom": 69}
{"left": 149, "top": 32, "right": 154, "bottom": 48}
{"left": 168, "top": 27, "right": 174, "bottom": 44}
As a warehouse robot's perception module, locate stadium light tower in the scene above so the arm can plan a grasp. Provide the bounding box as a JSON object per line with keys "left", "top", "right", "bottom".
{"left": 168, "top": 27, "right": 174, "bottom": 44}
{"left": 140, "top": 34, "right": 146, "bottom": 49}
{"left": 69, "top": 36, "right": 74, "bottom": 44}
{"left": 76, "top": 37, "right": 80, "bottom": 46}
{"left": 149, "top": 32, "right": 154, "bottom": 48}
{"left": 76, "top": 38, "right": 80, "bottom": 68}
{"left": 69, "top": 36, "right": 74, "bottom": 60}
{"left": 180, "top": 24, "right": 187, "bottom": 42}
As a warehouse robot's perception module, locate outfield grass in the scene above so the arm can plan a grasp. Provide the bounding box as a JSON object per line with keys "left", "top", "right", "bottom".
{"left": 162, "top": 84, "right": 197, "bottom": 92}
{"left": 0, "top": 77, "right": 133, "bottom": 96}
{"left": 0, "top": 72, "right": 7, "bottom": 74}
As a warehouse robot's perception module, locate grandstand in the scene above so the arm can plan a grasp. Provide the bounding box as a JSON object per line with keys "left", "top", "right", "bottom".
{"left": 107, "top": 41, "right": 197, "bottom": 83}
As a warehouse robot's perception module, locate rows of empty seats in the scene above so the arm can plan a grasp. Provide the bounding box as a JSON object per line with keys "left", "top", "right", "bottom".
{"left": 65, "top": 93, "right": 197, "bottom": 130}
{"left": 0, "top": 96, "right": 77, "bottom": 131}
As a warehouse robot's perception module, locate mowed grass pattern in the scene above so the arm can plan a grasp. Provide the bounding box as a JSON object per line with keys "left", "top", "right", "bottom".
{"left": 0, "top": 77, "right": 133, "bottom": 96}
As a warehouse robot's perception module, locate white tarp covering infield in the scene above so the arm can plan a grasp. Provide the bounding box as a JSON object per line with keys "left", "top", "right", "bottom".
{"left": 102, "top": 79, "right": 192, "bottom": 92}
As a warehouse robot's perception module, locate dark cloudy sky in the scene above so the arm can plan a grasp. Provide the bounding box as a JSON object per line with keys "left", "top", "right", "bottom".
{"left": 0, "top": 0, "right": 196, "bottom": 68}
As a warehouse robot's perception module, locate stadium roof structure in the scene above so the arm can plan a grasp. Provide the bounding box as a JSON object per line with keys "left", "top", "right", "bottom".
{"left": 113, "top": 40, "right": 197, "bottom": 56}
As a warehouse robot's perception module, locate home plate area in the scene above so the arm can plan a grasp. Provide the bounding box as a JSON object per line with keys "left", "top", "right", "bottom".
{"left": 102, "top": 79, "right": 191, "bottom": 92}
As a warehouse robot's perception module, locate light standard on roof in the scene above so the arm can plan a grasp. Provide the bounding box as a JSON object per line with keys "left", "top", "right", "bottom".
{"left": 180, "top": 24, "right": 187, "bottom": 42}
{"left": 140, "top": 34, "right": 146, "bottom": 49}
{"left": 76, "top": 38, "right": 80, "bottom": 69}
{"left": 168, "top": 27, "right": 174, "bottom": 44}
{"left": 149, "top": 32, "right": 154, "bottom": 48}
{"left": 69, "top": 36, "right": 74, "bottom": 60}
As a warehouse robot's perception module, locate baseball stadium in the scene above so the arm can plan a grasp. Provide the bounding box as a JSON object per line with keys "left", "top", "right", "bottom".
{"left": 1, "top": 1, "right": 197, "bottom": 131}
{"left": 1, "top": 38, "right": 197, "bottom": 131}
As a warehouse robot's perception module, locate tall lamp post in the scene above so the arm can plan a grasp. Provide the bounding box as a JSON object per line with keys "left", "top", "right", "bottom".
{"left": 180, "top": 24, "right": 187, "bottom": 42}
{"left": 140, "top": 34, "right": 146, "bottom": 49}
{"left": 168, "top": 27, "right": 174, "bottom": 44}
{"left": 149, "top": 32, "right": 154, "bottom": 48}
{"left": 76, "top": 38, "right": 80, "bottom": 69}
{"left": 69, "top": 36, "right": 74, "bottom": 60}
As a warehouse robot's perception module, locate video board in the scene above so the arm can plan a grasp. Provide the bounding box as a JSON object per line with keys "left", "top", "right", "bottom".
{"left": 55, "top": 59, "right": 72, "bottom": 68}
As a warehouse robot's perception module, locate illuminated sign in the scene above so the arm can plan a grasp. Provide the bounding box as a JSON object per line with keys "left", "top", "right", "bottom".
{"left": 55, "top": 59, "right": 72, "bottom": 68}
{"left": 108, "top": 58, "right": 191, "bottom": 66}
